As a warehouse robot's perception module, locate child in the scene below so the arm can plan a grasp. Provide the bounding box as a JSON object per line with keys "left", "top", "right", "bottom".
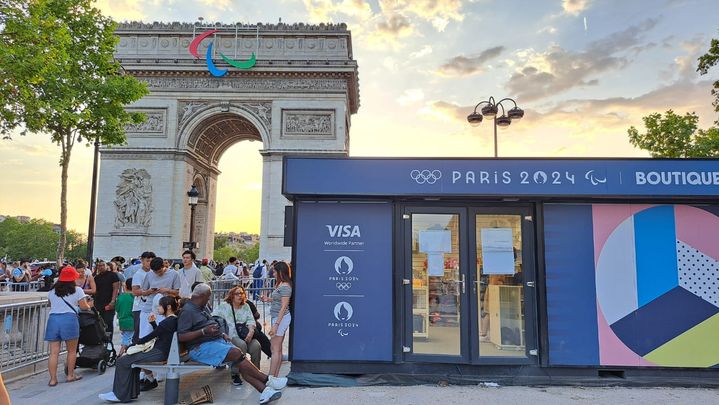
{"left": 115, "top": 278, "right": 135, "bottom": 357}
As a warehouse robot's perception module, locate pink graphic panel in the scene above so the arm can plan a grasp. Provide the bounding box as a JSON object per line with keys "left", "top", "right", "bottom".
{"left": 591, "top": 204, "right": 653, "bottom": 267}
{"left": 674, "top": 205, "right": 719, "bottom": 261}
{"left": 597, "top": 301, "right": 655, "bottom": 367}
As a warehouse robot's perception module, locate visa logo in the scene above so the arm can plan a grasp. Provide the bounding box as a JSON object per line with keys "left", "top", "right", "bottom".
{"left": 326, "top": 225, "right": 361, "bottom": 238}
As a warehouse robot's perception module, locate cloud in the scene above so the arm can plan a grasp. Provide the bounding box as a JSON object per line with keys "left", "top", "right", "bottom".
{"left": 538, "top": 26, "right": 557, "bottom": 35}
{"left": 436, "top": 46, "right": 505, "bottom": 77}
{"left": 424, "top": 79, "right": 717, "bottom": 156}
{"left": 378, "top": 0, "right": 465, "bottom": 31}
{"left": 376, "top": 13, "right": 413, "bottom": 37}
{"left": 397, "top": 88, "right": 425, "bottom": 106}
{"left": 506, "top": 18, "right": 659, "bottom": 102}
{"left": 410, "top": 45, "right": 433, "bottom": 58}
{"left": 562, "top": 0, "right": 590, "bottom": 16}
{"left": 303, "top": 0, "right": 373, "bottom": 22}
{"left": 94, "top": 0, "right": 146, "bottom": 20}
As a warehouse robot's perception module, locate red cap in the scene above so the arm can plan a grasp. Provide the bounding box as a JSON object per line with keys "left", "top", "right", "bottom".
{"left": 202, "top": 258, "right": 209, "bottom": 265}
{"left": 58, "top": 266, "right": 79, "bottom": 282}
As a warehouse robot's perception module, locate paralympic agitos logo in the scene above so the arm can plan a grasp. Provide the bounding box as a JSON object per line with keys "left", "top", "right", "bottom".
{"left": 188, "top": 29, "right": 256, "bottom": 77}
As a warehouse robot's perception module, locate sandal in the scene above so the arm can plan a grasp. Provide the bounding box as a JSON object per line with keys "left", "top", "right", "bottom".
{"left": 48, "top": 381, "right": 58, "bottom": 387}
{"left": 66, "top": 375, "right": 83, "bottom": 383}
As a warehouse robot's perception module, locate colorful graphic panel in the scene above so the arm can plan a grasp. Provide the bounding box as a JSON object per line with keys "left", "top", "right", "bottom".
{"left": 546, "top": 204, "right": 719, "bottom": 368}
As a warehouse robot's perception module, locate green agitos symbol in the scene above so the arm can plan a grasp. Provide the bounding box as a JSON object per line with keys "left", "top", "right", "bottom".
{"left": 188, "top": 29, "right": 256, "bottom": 77}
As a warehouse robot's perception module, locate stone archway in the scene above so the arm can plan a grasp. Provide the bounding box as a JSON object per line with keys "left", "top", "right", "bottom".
{"left": 181, "top": 107, "right": 266, "bottom": 257}
{"left": 93, "top": 22, "right": 359, "bottom": 262}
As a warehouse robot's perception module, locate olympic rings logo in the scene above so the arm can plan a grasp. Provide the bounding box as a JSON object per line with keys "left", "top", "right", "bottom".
{"left": 188, "top": 30, "right": 257, "bottom": 77}
{"left": 336, "top": 282, "right": 352, "bottom": 291}
{"left": 410, "top": 169, "right": 442, "bottom": 184}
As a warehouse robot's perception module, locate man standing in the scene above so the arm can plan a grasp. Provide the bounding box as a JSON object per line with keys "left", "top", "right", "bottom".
{"left": 131, "top": 251, "right": 155, "bottom": 343}
{"left": 93, "top": 260, "right": 120, "bottom": 334}
{"left": 124, "top": 258, "right": 142, "bottom": 281}
{"left": 178, "top": 284, "right": 286, "bottom": 404}
{"left": 179, "top": 250, "right": 203, "bottom": 298}
{"left": 140, "top": 257, "right": 180, "bottom": 338}
{"left": 222, "top": 257, "right": 239, "bottom": 279}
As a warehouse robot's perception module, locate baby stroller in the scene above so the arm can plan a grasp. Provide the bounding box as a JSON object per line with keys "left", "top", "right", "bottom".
{"left": 67, "top": 307, "right": 117, "bottom": 374}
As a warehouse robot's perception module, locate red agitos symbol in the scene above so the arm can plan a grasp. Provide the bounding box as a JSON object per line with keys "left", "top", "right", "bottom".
{"left": 188, "top": 29, "right": 257, "bottom": 77}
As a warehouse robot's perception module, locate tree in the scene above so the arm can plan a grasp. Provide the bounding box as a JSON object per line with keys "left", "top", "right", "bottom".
{"left": 0, "top": 0, "right": 148, "bottom": 260}
{"left": 0, "top": 217, "right": 85, "bottom": 260}
{"left": 627, "top": 110, "right": 719, "bottom": 157}
{"left": 697, "top": 32, "right": 719, "bottom": 116}
{"left": 214, "top": 234, "right": 229, "bottom": 250}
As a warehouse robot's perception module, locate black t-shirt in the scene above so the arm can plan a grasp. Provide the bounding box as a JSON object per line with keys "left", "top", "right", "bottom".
{"left": 94, "top": 271, "right": 119, "bottom": 309}
{"left": 138, "top": 316, "right": 178, "bottom": 358}
{"left": 177, "top": 301, "right": 221, "bottom": 349}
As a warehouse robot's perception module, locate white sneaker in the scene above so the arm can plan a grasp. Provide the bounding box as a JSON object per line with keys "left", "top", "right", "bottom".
{"left": 98, "top": 392, "right": 121, "bottom": 403}
{"left": 267, "top": 375, "right": 287, "bottom": 390}
{"left": 259, "top": 387, "right": 282, "bottom": 404}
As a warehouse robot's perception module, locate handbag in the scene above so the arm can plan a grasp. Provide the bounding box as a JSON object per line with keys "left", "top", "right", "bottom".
{"left": 126, "top": 338, "right": 157, "bottom": 355}
{"left": 231, "top": 305, "right": 250, "bottom": 339}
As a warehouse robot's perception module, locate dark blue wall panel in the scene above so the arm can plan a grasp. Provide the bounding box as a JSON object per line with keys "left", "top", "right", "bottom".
{"left": 544, "top": 204, "right": 600, "bottom": 365}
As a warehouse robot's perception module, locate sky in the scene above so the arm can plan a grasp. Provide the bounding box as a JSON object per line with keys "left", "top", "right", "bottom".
{"left": 1, "top": 0, "right": 718, "bottom": 235}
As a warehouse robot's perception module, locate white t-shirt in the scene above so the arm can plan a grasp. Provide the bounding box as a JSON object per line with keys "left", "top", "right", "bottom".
{"left": 178, "top": 265, "right": 202, "bottom": 298}
{"left": 131, "top": 269, "right": 150, "bottom": 312}
{"left": 222, "top": 264, "right": 239, "bottom": 278}
{"left": 48, "top": 286, "right": 87, "bottom": 315}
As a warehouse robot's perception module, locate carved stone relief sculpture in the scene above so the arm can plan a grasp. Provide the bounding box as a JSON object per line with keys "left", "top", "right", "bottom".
{"left": 282, "top": 110, "right": 335, "bottom": 138}
{"left": 114, "top": 168, "right": 153, "bottom": 229}
{"left": 124, "top": 110, "right": 166, "bottom": 136}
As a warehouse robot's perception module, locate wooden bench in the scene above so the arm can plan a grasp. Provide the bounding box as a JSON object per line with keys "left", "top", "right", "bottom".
{"left": 132, "top": 332, "right": 231, "bottom": 405}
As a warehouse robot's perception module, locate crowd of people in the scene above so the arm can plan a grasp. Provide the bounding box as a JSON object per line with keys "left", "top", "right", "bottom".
{"left": 30, "top": 251, "right": 291, "bottom": 404}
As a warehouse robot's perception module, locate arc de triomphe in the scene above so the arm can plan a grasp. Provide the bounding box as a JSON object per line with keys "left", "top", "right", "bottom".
{"left": 94, "top": 22, "right": 359, "bottom": 262}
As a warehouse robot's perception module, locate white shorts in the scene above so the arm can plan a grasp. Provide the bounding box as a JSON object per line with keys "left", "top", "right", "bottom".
{"left": 271, "top": 314, "right": 291, "bottom": 337}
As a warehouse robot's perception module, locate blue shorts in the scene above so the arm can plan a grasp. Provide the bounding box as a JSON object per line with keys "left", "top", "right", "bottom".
{"left": 121, "top": 330, "right": 133, "bottom": 346}
{"left": 45, "top": 313, "right": 79, "bottom": 342}
{"left": 188, "top": 339, "right": 235, "bottom": 367}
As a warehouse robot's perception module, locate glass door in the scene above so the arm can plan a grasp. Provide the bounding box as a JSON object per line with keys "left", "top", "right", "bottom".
{"left": 469, "top": 208, "right": 536, "bottom": 364}
{"left": 404, "top": 207, "right": 468, "bottom": 362}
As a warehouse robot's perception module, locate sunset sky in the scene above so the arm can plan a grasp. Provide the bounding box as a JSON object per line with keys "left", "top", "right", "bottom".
{"left": 1, "top": 0, "right": 718, "bottom": 235}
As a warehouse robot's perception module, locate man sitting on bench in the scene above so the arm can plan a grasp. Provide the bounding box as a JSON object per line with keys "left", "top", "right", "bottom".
{"left": 178, "top": 283, "right": 286, "bottom": 404}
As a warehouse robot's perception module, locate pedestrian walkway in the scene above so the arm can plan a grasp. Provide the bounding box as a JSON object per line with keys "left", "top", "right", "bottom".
{"left": 7, "top": 353, "right": 291, "bottom": 404}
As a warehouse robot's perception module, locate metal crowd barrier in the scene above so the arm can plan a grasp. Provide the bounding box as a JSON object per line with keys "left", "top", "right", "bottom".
{"left": 0, "top": 299, "right": 53, "bottom": 372}
{"left": 207, "top": 278, "right": 276, "bottom": 328}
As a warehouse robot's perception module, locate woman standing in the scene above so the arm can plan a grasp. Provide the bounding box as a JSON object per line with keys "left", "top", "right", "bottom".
{"left": 75, "top": 262, "right": 96, "bottom": 296}
{"left": 99, "top": 296, "right": 179, "bottom": 403}
{"left": 213, "top": 286, "right": 262, "bottom": 385}
{"left": 261, "top": 261, "right": 292, "bottom": 378}
{"left": 45, "top": 266, "right": 91, "bottom": 386}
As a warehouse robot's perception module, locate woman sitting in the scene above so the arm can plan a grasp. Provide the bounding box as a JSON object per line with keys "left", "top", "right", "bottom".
{"left": 98, "top": 296, "right": 179, "bottom": 403}
{"left": 213, "top": 286, "right": 262, "bottom": 385}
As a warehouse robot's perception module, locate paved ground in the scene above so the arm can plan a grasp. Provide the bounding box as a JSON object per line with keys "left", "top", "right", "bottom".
{"left": 7, "top": 362, "right": 719, "bottom": 405}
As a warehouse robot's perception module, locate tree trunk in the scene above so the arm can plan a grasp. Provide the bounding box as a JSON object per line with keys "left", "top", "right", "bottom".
{"left": 57, "top": 136, "right": 71, "bottom": 261}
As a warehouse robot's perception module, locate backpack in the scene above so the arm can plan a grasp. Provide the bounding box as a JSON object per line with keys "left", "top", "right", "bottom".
{"left": 252, "top": 264, "right": 264, "bottom": 279}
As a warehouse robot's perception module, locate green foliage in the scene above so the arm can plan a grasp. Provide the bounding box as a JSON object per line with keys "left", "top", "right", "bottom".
{"left": 213, "top": 242, "right": 260, "bottom": 265}
{"left": 214, "top": 234, "right": 229, "bottom": 250}
{"left": 697, "top": 32, "right": 719, "bottom": 116}
{"left": 628, "top": 110, "right": 719, "bottom": 157}
{"left": 0, "top": 217, "right": 86, "bottom": 260}
{"left": 0, "top": 0, "right": 149, "bottom": 258}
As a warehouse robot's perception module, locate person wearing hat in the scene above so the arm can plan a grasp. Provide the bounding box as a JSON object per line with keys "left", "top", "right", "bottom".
{"left": 199, "top": 258, "right": 215, "bottom": 283}
{"left": 45, "top": 266, "right": 91, "bottom": 386}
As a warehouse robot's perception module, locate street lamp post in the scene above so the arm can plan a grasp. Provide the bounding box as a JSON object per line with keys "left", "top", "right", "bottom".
{"left": 467, "top": 96, "right": 524, "bottom": 158}
{"left": 185, "top": 185, "right": 199, "bottom": 251}
{"left": 86, "top": 136, "right": 100, "bottom": 265}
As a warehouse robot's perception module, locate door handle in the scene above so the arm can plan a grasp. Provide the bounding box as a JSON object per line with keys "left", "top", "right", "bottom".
{"left": 460, "top": 274, "right": 466, "bottom": 294}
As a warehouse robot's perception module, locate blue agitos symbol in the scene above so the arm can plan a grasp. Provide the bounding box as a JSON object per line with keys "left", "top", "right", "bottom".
{"left": 188, "top": 29, "right": 256, "bottom": 77}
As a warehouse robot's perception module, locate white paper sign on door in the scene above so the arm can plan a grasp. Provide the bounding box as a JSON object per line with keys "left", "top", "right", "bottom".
{"left": 419, "top": 230, "right": 451, "bottom": 276}
{"left": 480, "top": 228, "right": 515, "bottom": 275}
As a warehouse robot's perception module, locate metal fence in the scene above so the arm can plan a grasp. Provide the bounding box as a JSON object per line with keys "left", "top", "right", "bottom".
{"left": 207, "top": 278, "right": 276, "bottom": 328}
{"left": 0, "top": 299, "right": 53, "bottom": 372}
